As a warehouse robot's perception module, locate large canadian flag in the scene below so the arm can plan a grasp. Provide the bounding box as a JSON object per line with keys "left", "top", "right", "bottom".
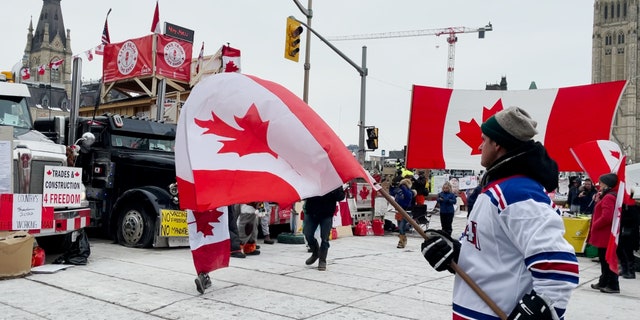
{"left": 187, "top": 208, "right": 230, "bottom": 274}
{"left": 176, "top": 72, "right": 376, "bottom": 213}
{"left": 407, "top": 81, "right": 627, "bottom": 171}
{"left": 570, "top": 140, "right": 622, "bottom": 181}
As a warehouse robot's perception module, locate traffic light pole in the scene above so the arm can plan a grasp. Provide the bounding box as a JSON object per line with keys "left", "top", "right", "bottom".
{"left": 292, "top": 0, "right": 313, "bottom": 103}
{"left": 289, "top": 17, "right": 368, "bottom": 164}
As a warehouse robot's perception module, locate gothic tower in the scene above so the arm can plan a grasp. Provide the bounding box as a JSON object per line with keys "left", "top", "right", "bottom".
{"left": 23, "top": 0, "right": 73, "bottom": 108}
{"left": 592, "top": 0, "right": 638, "bottom": 162}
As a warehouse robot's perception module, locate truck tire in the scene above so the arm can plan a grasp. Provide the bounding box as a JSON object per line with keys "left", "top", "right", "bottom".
{"left": 116, "top": 204, "right": 155, "bottom": 248}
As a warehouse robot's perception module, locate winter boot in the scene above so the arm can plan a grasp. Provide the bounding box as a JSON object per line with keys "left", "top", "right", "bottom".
{"left": 264, "top": 235, "right": 275, "bottom": 245}
{"left": 318, "top": 248, "right": 328, "bottom": 271}
{"left": 397, "top": 235, "right": 406, "bottom": 249}
{"left": 306, "top": 245, "right": 319, "bottom": 265}
{"left": 624, "top": 261, "right": 636, "bottom": 279}
{"left": 194, "top": 273, "right": 212, "bottom": 294}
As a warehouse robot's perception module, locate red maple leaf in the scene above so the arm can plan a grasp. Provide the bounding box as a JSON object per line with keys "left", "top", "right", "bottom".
{"left": 456, "top": 99, "right": 504, "bottom": 155}
{"left": 224, "top": 61, "right": 239, "bottom": 73}
{"left": 359, "top": 185, "right": 370, "bottom": 201}
{"left": 194, "top": 104, "right": 277, "bottom": 157}
{"left": 610, "top": 150, "right": 621, "bottom": 159}
{"left": 193, "top": 210, "right": 224, "bottom": 237}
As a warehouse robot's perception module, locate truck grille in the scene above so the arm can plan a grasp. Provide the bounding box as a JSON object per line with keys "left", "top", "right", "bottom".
{"left": 13, "top": 160, "right": 64, "bottom": 194}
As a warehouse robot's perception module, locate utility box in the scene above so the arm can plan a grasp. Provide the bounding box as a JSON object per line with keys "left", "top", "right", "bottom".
{"left": 0, "top": 231, "right": 34, "bottom": 279}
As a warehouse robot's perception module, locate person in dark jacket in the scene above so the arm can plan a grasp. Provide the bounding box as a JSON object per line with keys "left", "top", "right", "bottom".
{"left": 303, "top": 186, "right": 346, "bottom": 271}
{"left": 617, "top": 192, "right": 640, "bottom": 279}
{"left": 392, "top": 178, "right": 415, "bottom": 248}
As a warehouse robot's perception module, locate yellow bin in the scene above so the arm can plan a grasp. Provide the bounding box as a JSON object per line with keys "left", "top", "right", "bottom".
{"left": 562, "top": 216, "right": 591, "bottom": 253}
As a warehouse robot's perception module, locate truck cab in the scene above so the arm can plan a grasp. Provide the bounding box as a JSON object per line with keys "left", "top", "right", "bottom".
{"left": 0, "top": 74, "right": 90, "bottom": 251}
{"left": 36, "top": 113, "right": 182, "bottom": 248}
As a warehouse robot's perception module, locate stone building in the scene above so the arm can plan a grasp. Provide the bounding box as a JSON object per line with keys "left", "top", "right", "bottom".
{"left": 20, "top": 0, "right": 73, "bottom": 119}
{"left": 592, "top": 0, "right": 638, "bottom": 162}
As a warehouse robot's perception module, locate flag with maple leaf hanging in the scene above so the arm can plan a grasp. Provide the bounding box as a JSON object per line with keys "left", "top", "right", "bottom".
{"left": 187, "top": 207, "right": 230, "bottom": 274}
{"left": 85, "top": 49, "right": 94, "bottom": 62}
{"left": 407, "top": 81, "right": 627, "bottom": 171}
{"left": 605, "top": 157, "right": 630, "bottom": 275}
{"left": 221, "top": 45, "right": 241, "bottom": 73}
{"left": 37, "top": 65, "right": 46, "bottom": 75}
{"left": 175, "top": 72, "right": 377, "bottom": 213}
{"left": 21, "top": 68, "right": 30, "bottom": 80}
{"left": 49, "top": 59, "right": 64, "bottom": 70}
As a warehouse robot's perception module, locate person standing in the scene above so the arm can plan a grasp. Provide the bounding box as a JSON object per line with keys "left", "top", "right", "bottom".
{"left": 238, "top": 202, "right": 261, "bottom": 256}
{"left": 421, "top": 107, "right": 579, "bottom": 319}
{"left": 303, "top": 186, "right": 345, "bottom": 271}
{"left": 617, "top": 193, "right": 639, "bottom": 279}
{"left": 228, "top": 204, "right": 246, "bottom": 258}
{"left": 392, "top": 178, "right": 414, "bottom": 248}
{"left": 567, "top": 178, "right": 582, "bottom": 213}
{"left": 258, "top": 202, "right": 275, "bottom": 244}
{"left": 579, "top": 178, "right": 597, "bottom": 214}
{"left": 436, "top": 181, "right": 457, "bottom": 236}
{"left": 589, "top": 173, "right": 620, "bottom": 293}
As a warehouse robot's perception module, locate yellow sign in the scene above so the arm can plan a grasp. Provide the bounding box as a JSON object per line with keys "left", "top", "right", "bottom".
{"left": 562, "top": 216, "right": 591, "bottom": 253}
{"left": 160, "top": 209, "right": 188, "bottom": 237}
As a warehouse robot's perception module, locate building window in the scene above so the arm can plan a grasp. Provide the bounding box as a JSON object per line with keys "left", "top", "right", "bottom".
{"left": 618, "top": 33, "right": 625, "bottom": 44}
{"left": 624, "top": 1, "right": 627, "bottom": 17}
{"left": 618, "top": 47, "right": 625, "bottom": 54}
{"left": 617, "top": 2, "right": 621, "bottom": 17}
{"left": 605, "top": 34, "right": 613, "bottom": 46}
{"left": 605, "top": 5, "right": 608, "bottom": 19}
{"left": 605, "top": 48, "right": 612, "bottom": 55}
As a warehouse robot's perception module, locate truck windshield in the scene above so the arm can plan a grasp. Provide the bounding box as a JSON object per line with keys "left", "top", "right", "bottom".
{"left": 111, "top": 134, "right": 175, "bottom": 152}
{"left": 0, "top": 96, "right": 32, "bottom": 129}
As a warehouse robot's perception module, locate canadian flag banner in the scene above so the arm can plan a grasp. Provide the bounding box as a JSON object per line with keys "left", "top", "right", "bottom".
{"left": 570, "top": 140, "right": 623, "bottom": 181}
{"left": 150, "top": 1, "right": 161, "bottom": 34}
{"left": 49, "top": 59, "right": 64, "bottom": 70}
{"left": 407, "top": 81, "right": 627, "bottom": 171}
{"left": 221, "top": 45, "right": 241, "bottom": 73}
{"left": 175, "top": 72, "right": 377, "bottom": 212}
{"left": 606, "top": 157, "right": 629, "bottom": 275}
{"left": 196, "top": 42, "right": 204, "bottom": 74}
{"left": 37, "top": 65, "right": 46, "bottom": 75}
{"left": 187, "top": 208, "right": 230, "bottom": 274}
{"left": 21, "top": 68, "right": 30, "bottom": 80}
{"left": 85, "top": 49, "right": 94, "bottom": 61}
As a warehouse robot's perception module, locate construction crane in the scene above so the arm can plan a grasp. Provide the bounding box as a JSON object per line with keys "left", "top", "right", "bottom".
{"left": 327, "top": 22, "right": 492, "bottom": 88}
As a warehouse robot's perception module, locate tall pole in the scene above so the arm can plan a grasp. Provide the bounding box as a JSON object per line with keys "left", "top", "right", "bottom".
{"left": 358, "top": 46, "right": 367, "bottom": 165}
{"left": 292, "top": 0, "right": 313, "bottom": 103}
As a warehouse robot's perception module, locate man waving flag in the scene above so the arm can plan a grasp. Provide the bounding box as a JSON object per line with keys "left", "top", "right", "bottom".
{"left": 176, "top": 72, "right": 377, "bottom": 293}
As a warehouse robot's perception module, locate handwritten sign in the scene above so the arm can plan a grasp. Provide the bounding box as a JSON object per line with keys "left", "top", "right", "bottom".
{"left": 42, "top": 165, "right": 83, "bottom": 208}
{"left": 159, "top": 209, "right": 188, "bottom": 237}
{"left": 12, "top": 194, "right": 42, "bottom": 230}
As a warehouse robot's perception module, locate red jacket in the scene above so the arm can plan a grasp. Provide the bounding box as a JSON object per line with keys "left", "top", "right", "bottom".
{"left": 588, "top": 190, "right": 616, "bottom": 248}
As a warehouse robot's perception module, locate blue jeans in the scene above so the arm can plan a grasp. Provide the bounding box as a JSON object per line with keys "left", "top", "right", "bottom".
{"left": 303, "top": 214, "right": 333, "bottom": 251}
{"left": 398, "top": 218, "right": 410, "bottom": 235}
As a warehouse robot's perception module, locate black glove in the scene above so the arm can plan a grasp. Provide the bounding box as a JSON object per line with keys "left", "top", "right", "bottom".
{"left": 421, "top": 229, "right": 461, "bottom": 273}
{"left": 507, "top": 291, "right": 558, "bottom": 320}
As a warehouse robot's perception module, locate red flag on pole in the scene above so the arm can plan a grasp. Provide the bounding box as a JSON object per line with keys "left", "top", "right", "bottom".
{"left": 605, "top": 158, "right": 633, "bottom": 275}
{"left": 221, "top": 45, "right": 241, "bottom": 73}
{"left": 151, "top": 1, "right": 161, "bottom": 34}
{"left": 48, "top": 59, "right": 64, "bottom": 70}
{"left": 95, "top": 9, "right": 112, "bottom": 55}
{"left": 37, "top": 65, "right": 46, "bottom": 75}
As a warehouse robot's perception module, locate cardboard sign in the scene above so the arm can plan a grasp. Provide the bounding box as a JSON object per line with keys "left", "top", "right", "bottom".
{"left": 42, "top": 165, "right": 83, "bottom": 208}
{"left": 11, "top": 194, "right": 42, "bottom": 230}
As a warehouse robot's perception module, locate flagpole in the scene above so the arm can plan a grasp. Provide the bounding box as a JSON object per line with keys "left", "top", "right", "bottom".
{"left": 378, "top": 188, "right": 508, "bottom": 320}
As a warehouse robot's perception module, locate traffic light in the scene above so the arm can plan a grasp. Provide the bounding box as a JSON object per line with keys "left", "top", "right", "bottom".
{"left": 284, "top": 17, "right": 303, "bottom": 62}
{"left": 366, "top": 127, "right": 378, "bottom": 150}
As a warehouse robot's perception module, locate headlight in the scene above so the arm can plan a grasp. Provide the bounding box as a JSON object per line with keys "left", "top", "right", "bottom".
{"left": 169, "top": 182, "right": 178, "bottom": 196}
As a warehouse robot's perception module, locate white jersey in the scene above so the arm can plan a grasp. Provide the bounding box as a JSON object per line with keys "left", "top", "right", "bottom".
{"left": 453, "top": 175, "right": 579, "bottom": 320}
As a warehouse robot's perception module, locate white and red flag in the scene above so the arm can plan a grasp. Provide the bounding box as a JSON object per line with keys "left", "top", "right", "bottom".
{"left": 221, "top": 45, "right": 241, "bottom": 73}
{"left": 187, "top": 208, "right": 230, "bottom": 274}
{"left": 95, "top": 9, "right": 111, "bottom": 55}
{"left": 37, "top": 65, "right": 46, "bottom": 75}
{"left": 570, "top": 140, "right": 622, "bottom": 181}
{"left": 176, "top": 72, "right": 377, "bottom": 273}
{"left": 407, "top": 81, "right": 627, "bottom": 171}
{"left": 195, "top": 42, "right": 204, "bottom": 74}
{"left": 21, "top": 68, "right": 30, "bottom": 80}
{"left": 605, "top": 160, "right": 628, "bottom": 275}
{"left": 85, "top": 49, "right": 94, "bottom": 62}
{"left": 150, "top": 1, "right": 161, "bottom": 34}
{"left": 49, "top": 59, "right": 64, "bottom": 70}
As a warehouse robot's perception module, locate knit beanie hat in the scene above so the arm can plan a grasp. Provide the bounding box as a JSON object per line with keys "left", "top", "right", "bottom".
{"left": 599, "top": 173, "right": 618, "bottom": 188}
{"left": 480, "top": 106, "right": 538, "bottom": 150}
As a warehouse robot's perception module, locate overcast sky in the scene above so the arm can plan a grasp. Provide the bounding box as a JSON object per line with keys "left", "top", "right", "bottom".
{"left": 1, "top": 0, "right": 595, "bottom": 158}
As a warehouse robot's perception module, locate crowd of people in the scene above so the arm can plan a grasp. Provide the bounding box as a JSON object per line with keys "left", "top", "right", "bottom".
{"left": 194, "top": 106, "right": 639, "bottom": 319}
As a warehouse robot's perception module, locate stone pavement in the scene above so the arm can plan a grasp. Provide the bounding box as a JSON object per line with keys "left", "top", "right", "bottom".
{"left": 0, "top": 212, "right": 638, "bottom": 319}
